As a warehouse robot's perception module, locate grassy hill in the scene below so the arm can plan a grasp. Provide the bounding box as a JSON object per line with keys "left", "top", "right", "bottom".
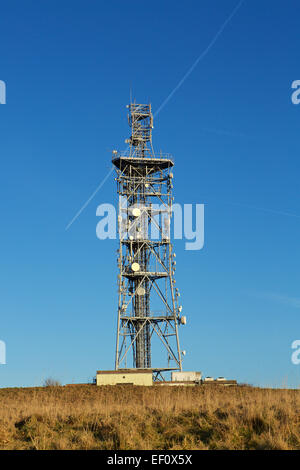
{"left": 0, "top": 384, "right": 299, "bottom": 450}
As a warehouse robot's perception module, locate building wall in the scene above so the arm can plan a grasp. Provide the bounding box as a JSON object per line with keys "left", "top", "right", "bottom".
{"left": 172, "top": 371, "right": 202, "bottom": 382}
{"left": 155, "top": 382, "right": 196, "bottom": 387}
{"left": 96, "top": 371, "right": 153, "bottom": 386}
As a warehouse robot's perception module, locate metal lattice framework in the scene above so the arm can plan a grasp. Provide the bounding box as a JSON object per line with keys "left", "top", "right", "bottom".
{"left": 112, "top": 102, "right": 184, "bottom": 380}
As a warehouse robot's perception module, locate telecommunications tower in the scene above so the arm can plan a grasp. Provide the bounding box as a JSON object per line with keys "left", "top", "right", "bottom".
{"left": 112, "top": 102, "right": 185, "bottom": 380}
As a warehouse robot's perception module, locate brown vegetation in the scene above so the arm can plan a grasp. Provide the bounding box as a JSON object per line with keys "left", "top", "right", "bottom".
{"left": 0, "top": 384, "right": 299, "bottom": 450}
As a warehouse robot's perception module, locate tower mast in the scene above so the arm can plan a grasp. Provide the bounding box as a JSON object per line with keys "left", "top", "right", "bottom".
{"left": 112, "top": 102, "right": 184, "bottom": 380}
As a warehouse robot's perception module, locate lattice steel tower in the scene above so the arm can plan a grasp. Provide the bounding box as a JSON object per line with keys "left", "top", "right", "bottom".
{"left": 112, "top": 102, "right": 185, "bottom": 380}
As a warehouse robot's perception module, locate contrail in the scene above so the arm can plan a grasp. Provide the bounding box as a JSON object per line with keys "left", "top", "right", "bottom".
{"left": 225, "top": 201, "right": 300, "bottom": 219}
{"left": 65, "top": 0, "right": 245, "bottom": 230}
{"left": 65, "top": 166, "right": 114, "bottom": 231}
{"left": 248, "top": 291, "right": 300, "bottom": 309}
{"left": 154, "top": 0, "right": 245, "bottom": 117}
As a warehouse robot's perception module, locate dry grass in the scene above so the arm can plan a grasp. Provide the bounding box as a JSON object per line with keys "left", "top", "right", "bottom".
{"left": 0, "top": 384, "right": 299, "bottom": 450}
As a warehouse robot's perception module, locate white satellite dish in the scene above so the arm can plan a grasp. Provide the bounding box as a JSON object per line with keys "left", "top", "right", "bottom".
{"left": 136, "top": 287, "right": 145, "bottom": 296}
{"left": 131, "top": 262, "right": 140, "bottom": 272}
{"left": 131, "top": 208, "right": 141, "bottom": 217}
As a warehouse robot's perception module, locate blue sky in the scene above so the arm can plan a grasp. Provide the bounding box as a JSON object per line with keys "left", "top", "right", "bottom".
{"left": 0, "top": 0, "right": 300, "bottom": 388}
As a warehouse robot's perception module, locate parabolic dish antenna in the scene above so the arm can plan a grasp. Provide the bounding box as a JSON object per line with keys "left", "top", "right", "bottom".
{"left": 131, "top": 262, "right": 140, "bottom": 272}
